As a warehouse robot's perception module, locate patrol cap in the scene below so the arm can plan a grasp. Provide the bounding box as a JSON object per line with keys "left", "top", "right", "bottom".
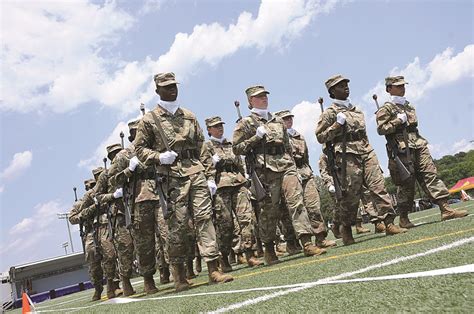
{"left": 245, "top": 85, "right": 270, "bottom": 98}
{"left": 128, "top": 120, "right": 139, "bottom": 131}
{"left": 84, "top": 179, "right": 96, "bottom": 189}
{"left": 274, "top": 109, "right": 294, "bottom": 119}
{"left": 154, "top": 72, "right": 179, "bottom": 87}
{"left": 325, "top": 74, "right": 350, "bottom": 90}
{"left": 385, "top": 76, "right": 408, "bottom": 86}
{"left": 92, "top": 167, "right": 104, "bottom": 178}
{"left": 205, "top": 116, "right": 225, "bottom": 128}
{"left": 106, "top": 143, "right": 122, "bottom": 157}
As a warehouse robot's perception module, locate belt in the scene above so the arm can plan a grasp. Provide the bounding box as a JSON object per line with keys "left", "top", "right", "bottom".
{"left": 177, "top": 149, "right": 199, "bottom": 160}
{"left": 334, "top": 131, "right": 367, "bottom": 143}
{"left": 142, "top": 171, "right": 156, "bottom": 180}
{"left": 294, "top": 158, "right": 305, "bottom": 167}
{"left": 406, "top": 125, "right": 419, "bottom": 133}
{"left": 217, "top": 164, "right": 237, "bottom": 173}
{"left": 253, "top": 145, "right": 285, "bottom": 155}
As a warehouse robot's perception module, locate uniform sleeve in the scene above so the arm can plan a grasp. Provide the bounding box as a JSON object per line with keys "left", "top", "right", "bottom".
{"left": 200, "top": 141, "right": 217, "bottom": 182}
{"left": 315, "top": 109, "right": 343, "bottom": 144}
{"left": 94, "top": 171, "right": 114, "bottom": 204}
{"left": 318, "top": 154, "right": 334, "bottom": 188}
{"left": 303, "top": 137, "right": 310, "bottom": 166}
{"left": 195, "top": 119, "right": 205, "bottom": 154}
{"left": 109, "top": 152, "right": 133, "bottom": 188}
{"left": 232, "top": 119, "right": 262, "bottom": 155}
{"left": 135, "top": 118, "right": 161, "bottom": 166}
{"left": 376, "top": 103, "right": 403, "bottom": 135}
{"left": 283, "top": 126, "right": 293, "bottom": 155}
{"left": 68, "top": 200, "right": 83, "bottom": 225}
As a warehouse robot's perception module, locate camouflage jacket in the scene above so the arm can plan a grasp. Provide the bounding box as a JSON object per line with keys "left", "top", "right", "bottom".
{"left": 108, "top": 143, "right": 159, "bottom": 203}
{"left": 376, "top": 101, "right": 428, "bottom": 150}
{"left": 288, "top": 130, "right": 313, "bottom": 181}
{"left": 316, "top": 103, "right": 373, "bottom": 155}
{"left": 68, "top": 199, "right": 84, "bottom": 225}
{"left": 200, "top": 138, "right": 247, "bottom": 189}
{"left": 135, "top": 105, "right": 205, "bottom": 177}
{"left": 232, "top": 112, "right": 295, "bottom": 173}
{"left": 318, "top": 153, "right": 334, "bottom": 189}
{"left": 76, "top": 189, "right": 108, "bottom": 225}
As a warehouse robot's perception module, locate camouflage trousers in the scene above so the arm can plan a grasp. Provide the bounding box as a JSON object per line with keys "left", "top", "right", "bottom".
{"left": 231, "top": 214, "right": 243, "bottom": 254}
{"left": 392, "top": 145, "right": 450, "bottom": 215}
{"left": 166, "top": 172, "right": 219, "bottom": 264}
{"left": 256, "top": 168, "right": 314, "bottom": 243}
{"left": 84, "top": 232, "right": 103, "bottom": 287}
{"left": 112, "top": 215, "right": 134, "bottom": 278}
{"left": 155, "top": 203, "right": 170, "bottom": 270}
{"left": 357, "top": 186, "right": 379, "bottom": 223}
{"left": 336, "top": 151, "right": 395, "bottom": 226}
{"left": 214, "top": 184, "right": 255, "bottom": 254}
{"left": 131, "top": 200, "right": 168, "bottom": 277}
{"left": 97, "top": 224, "right": 117, "bottom": 280}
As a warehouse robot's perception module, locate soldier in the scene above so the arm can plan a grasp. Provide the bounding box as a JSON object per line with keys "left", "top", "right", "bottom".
{"left": 316, "top": 74, "right": 407, "bottom": 245}
{"left": 376, "top": 76, "right": 468, "bottom": 227}
{"left": 233, "top": 85, "right": 326, "bottom": 266}
{"left": 135, "top": 72, "right": 233, "bottom": 292}
{"left": 69, "top": 179, "right": 104, "bottom": 301}
{"left": 357, "top": 187, "right": 386, "bottom": 234}
{"left": 200, "top": 116, "right": 263, "bottom": 272}
{"left": 275, "top": 110, "right": 336, "bottom": 249}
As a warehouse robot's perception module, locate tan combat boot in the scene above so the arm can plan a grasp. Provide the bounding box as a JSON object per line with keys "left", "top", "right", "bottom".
{"left": 341, "top": 225, "right": 355, "bottom": 245}
{"left": 121, "top": 277, "right": 135, "bottom": 297}
{"left": 106, "top": 279, "right": 116, "bottom": 299}
{"left": 186, "top": 257, "right": 197, "bottom": 279}
{"left": 384, "top": 215, "right": 408, "bottom": 235}
{"left": 219, "top": 254, "right": 233, "bottom": 273}
{"left": 438, "top": 199, "right": 468, "bottom": 221}
{"left": 245, "top": 249, "right": 264, "bottom": 267}
{"left": 355, "top": 222, "right": 371, "bottom": 234}
{"left": 159, "top": 266, "right": 170, "bottom": 284}
{"left": 300, "top": 235, "right": 327, "bottom": 256}
{"left": 286, "top": 239, "right": 302, "bottom": 255}
{"left": 263, "top": 242, "right": 280, "bottom": 266}
{"left": 143, "top": 275, "right": 158, "bottom": 295}
{"left": 91, "top": 284, "right": 103, "bottom": 301}
{"left": 331, "top": 222, "right": 342, "bottom": 239}
{"left": 399, "top": 212, "right": 416, "bottom": 229}
{"left": 236, "top": 252, "right": 246, "bottom": 264}
{"left": 315, "top": 234, "right": 337, "bottom": 248}
{"left": 374, "top": 221, "right": 386, "bottom": 233}
{"left": 207, "top": 259, "right": 234, "bottom": 284}
{"left": 171, "top": 263, "right": 191, "bottom": 292}
{"left": 113, "top": 280, "right": 123, "bottom": 297}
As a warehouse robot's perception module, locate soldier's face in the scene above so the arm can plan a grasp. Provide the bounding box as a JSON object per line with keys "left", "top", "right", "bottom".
{"left": 249, "top": 93, "right": 268, "bottom": 109}
{"left": 283, "top": 117, "right": 293, "bottom": 129}
{"left": 208, "top": 124, "right": 224, "bottom": 138}
{"left": 331, "top": 81, "right": 350, "bottom": 100}
{"left": 157, "top": 84, "right": 178, "bottom": 101}
{"left": 388, "top": 84, "right": 405, "bottom": 97}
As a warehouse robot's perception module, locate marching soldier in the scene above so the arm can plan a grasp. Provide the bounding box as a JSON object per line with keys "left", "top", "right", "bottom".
{"left": 135, "top": 72, "right": 233, "bottom": 292}
{"left": 233, "top": 85, "right": 326, "bottom": 266}
{"left": 376, "top": 76, "right": 467, "bottom": 227}
{"left": 200, "top": 116, "right": 263, "bottom": 272}
{"left": 316, "top": 74, "right": 407, "bottom": 245}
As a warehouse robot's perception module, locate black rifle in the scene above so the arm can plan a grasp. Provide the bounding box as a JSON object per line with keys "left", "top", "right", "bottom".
{"left": 372, "top": 94, "right": 411, "bottom": 182}
{"left": 74, "top": 187, "right": 86, "bottom": 254}
{"left": 319, "top": 97, "right": 343, "bottom": 200}
{"left": 122, "top": 172, "right": 136, "bottom": 229}
{"left": 234, "top": 100, "right": 267, "bottom": 201}
{"left": 92, "top": 198, "right": 102, "bottom": 259}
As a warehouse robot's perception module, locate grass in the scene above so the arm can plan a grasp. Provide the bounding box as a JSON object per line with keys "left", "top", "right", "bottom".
{"left": 9, "top": 201, "right": 474, "bottom": 313}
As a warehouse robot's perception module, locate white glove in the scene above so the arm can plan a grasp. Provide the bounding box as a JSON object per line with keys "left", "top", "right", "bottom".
{"left": 336, "top": 112, "right": 346, "bottom": 125}
{"left": 256, "top": 125, "right": 267, "bottom": 138}
{"left": 128, "top": 156, "right": 139, "bottom": 172}
{"left": 93, "top": 197, "right": 99, "bottom": 205}
{"left": 211, "top": 154, "right": 221, "bottom": 167}
{"left": 245, "top": 173, "right": 250, "bottom": 180}
{"left": 397, "top": 113, "right": 407, "bottom": 124}
{"left": 328, "top": 185, "right": 336, "bottom": 194}
{"left": 113, "top": 188, "right": 123, "bottom": 199}
{"left": 159, "top": 150, "right": 178, "bottom": 165}
{"left": 208, "top": 180, "right": 217, "bottom": 196}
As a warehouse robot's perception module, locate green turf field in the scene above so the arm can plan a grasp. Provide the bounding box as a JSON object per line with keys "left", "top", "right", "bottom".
{"left": 10, "top": 201, "right": 474, "bottom": 313}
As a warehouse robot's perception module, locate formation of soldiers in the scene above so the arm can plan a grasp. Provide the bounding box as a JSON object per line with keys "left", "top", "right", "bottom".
{"left": 68, "top": 72, "right": 468, "bottom": 301}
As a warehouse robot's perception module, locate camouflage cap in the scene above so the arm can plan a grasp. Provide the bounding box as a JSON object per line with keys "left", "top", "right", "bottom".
{"left": 84, "top": 178, "right": 96, "bottom": 189}
{"left": 245, "top": 85, "right": 270, "bottom": 98}
{"left": 106, "top": 143, "right": 122, "bottom": 156}
{"left": 385, "top": 76, "right": 408, "bottom": 86}
{"left": 274, "top": 109, "right": 294, "bottom": 119}
{"left": 205, "top": 116, "right": 225, "bottom": 128}
{"left": 92, "top": 167, "right": 104, "bottom": 177}
{"left": 325, "top": 74, "right": 350, "bottom": 90}
{"left": 154, "top": 72, "right": 179, "bottom": 87}
{"left": 128, "top": 120, "right": 139, "bottom": 131}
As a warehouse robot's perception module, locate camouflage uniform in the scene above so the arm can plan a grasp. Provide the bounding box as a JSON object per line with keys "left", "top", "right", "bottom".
{"left": 376, "top": 76, "right": 467, "bottom": 223}
{"left": 318, "top": 153, "right": 341, "bottom": 226}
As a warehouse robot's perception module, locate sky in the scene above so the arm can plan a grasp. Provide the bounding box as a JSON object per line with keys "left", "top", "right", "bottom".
{"left": 0, "top": 0, "right": 473, "bottom": 271}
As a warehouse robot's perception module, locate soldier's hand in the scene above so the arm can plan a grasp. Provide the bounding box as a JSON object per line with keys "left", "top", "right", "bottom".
{"left": 159, "top": 150, "right": 178, "bottom": 165}
{"left": 113, "top": 188, "right": 123, "bottom": 199}
{"left": 256, "top": 125, "right": 267, "bottom": 138}
{"left": 128, "top": 156, "right": 139, "bottom": 172}
{"left": 211, "top": 154, "right": 221, "bottom": 167}
{"left": 397, "top": 113, "right": 407, "bottom": 124}
{"left": 328, "top": 185, "right": 336, "bottom": 194}
{"left": 207, "top": 180, "right": 217, "bottom": 196}
{"left": 336, "top": 112, "right": 346, "bottom": 125}
{"left": 94, "top": 197, "right": 99, "bottom": 205}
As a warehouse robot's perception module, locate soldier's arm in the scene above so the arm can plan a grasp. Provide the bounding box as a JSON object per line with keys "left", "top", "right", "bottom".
{"left": 195, "top": 119, "right": 205, "bottom": 154}
{"left": 135, "top": 118, "right": 161, "bottom": 166}
{"left": 376, "top": 104, "right": 403, "bottom": 135}
{"left": 303, "top": 137, "right": 310, "bottom": 166}
{"left": 318, "top": 154, "right": 334, "bottom": 188}
{"left": 315, "top": 109, "right": 343, "bottom": 144}
{"left": 68, "top": 200, "right": 83, "bottom": 225}
{"left": 109, "top": 152, "right": 132, "bottom": 188}
{"left": 200, "top": 141, "right": 217, "bottom": 181}
{"left": 282, "top": 124, "right": 294, "bottom": 155}
{"left": 94, "top": 172, "right": 114, "bottom": 204}
{"left": 232, "top": 119, "right": 261, "bottom": 155}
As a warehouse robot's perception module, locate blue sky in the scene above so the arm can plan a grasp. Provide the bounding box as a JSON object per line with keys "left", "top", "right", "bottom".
{"left": 1, "top": 0, "right": 473, "bottom": 271}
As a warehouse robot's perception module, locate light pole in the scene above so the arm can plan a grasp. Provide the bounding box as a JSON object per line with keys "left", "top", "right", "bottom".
{"left": 62, "top": 242, "right": 69, "bottom": 255}
{"left": 57, "top": 213, "right": 74, "bottom": 253}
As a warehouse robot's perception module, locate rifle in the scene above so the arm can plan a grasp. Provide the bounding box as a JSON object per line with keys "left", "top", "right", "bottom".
{"left": 122, "top": 170, "right": 136, "bottom": 229}
{"left": 372, "top": 94, "right": 411, "bottom": 181}
{"left": 92, "top": 198, "right": 102, "bottom": 259}
{"left": 74, "top": 187, "right": 86, "bottom": 253}
{"left": 140, "top": 103, "right": 146, "bottom": 116}
{"left": 149, "top": 111, "right": 173, "bottom": 219}
{"left": 319, "top": 97, "right": 343, "bottom": 200}
{"left": 234, "top": 100, "right": 267, "bottom": 201}
{"left": 103, "top": 157, "right": 107, "bottom": 170}
{"left": 120, "top": 131, "right": 124, "bottom": 148}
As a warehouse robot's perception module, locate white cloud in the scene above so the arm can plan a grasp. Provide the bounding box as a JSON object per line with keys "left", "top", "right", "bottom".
{"left": 363, "top": 44, "right": 474, "bottom": 106}
{"left": 8, "top": 200, "right": 61, "bottom": 236}
{"left": 428, "top": 138, "right": 474, "bottom": 159}
{"left": 291, "top": 100, "right": 322, "bottom": 149}
{"left": 1, "top": 150, "right": 33, "bottom": 181}
{"left": 138, "top": 0, "right": 164, "bottom": 15}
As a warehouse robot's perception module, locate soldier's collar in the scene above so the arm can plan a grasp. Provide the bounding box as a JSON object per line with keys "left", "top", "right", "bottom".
{"left": 210, "top": 136, "right": 226, "bottom": 144}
